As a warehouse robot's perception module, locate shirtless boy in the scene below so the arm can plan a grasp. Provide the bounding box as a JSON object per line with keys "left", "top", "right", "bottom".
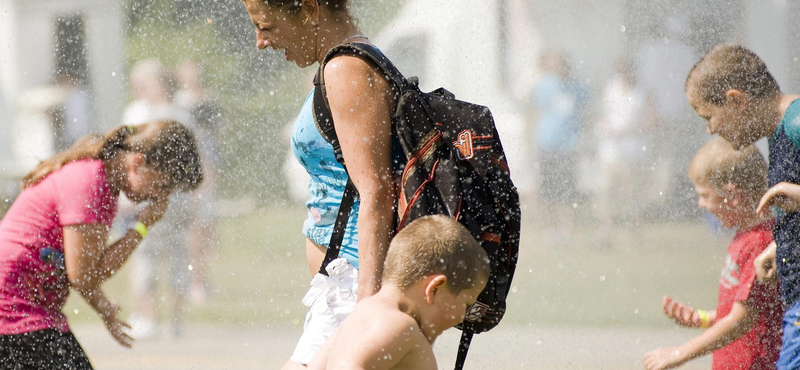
{"left": 307, "top": 215, "right": 490, "bottom": 370}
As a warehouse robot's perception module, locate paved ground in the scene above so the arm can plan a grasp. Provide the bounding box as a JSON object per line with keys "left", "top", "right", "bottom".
{"left": 73, "top": 324, "right": 711, "bottom": 369}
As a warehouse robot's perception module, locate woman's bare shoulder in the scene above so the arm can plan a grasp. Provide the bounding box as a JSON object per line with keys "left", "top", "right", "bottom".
{"left": 323, "top": 55, "right": 392, "bottom": 93}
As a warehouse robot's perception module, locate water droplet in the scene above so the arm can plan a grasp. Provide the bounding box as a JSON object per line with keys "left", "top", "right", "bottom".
{"left": 634, "top": 309, "right": 639, "bottom": 314}
{"left": 188, "top": 264, "right": 193, "bottom": 271}
{"left": 599, "top": 275, "right": 605, "bottom": 281}
{"left": 74, "top": 309, "right": 79, "bottom": 314}
{"left": 620, "top": 25, "right": 626, "bottom": 32}
{"left": 111, "top": 71, "right": 116, "bottom": 77}
{"left": 511, "top": 286, "right": 518, "bottom": 293}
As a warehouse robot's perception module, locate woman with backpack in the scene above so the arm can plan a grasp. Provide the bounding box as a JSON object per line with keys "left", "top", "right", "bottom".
{"left": 240, "top": 0, "right": 397, "bottom": 368}
{"left": 0, "top": 121, "right": 203, "bottom": 369}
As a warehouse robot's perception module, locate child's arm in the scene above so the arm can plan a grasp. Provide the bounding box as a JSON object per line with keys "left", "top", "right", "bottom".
{"left": 644, "top": 301, "right": 756, "bottom": 370}
{"left": 757, "top": 181, "right": 800, "bottom": 215}
{"left": 78, "top": 288, "right": 132, "bottom": 348}
{"left": 662, "top": 296, "right": 717, "bottom": 328}
{"left": 755, "top": 241, "right": 778, "bottom": 282}
{"left": 63, "top": 197, "right": 169, "bottom": 291}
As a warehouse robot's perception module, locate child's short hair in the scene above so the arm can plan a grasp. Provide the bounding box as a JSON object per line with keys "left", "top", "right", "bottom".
{"left": 689, "top": 136, "right": 768, "bottom": 200}
{"left": 382, "top": 215, "right": 490, "bottom": 294}
{"left": 686, "top": 44, "right": 781, "bottom": 105}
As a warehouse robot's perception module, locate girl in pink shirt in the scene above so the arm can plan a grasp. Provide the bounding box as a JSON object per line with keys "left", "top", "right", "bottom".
{"left": 0, "top": 120, "right": 203, "bottom": 369}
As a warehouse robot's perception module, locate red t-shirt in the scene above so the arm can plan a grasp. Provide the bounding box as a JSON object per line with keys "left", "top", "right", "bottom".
{"left": 712, "top": 221, "right": 783, "bottom": 370}
{"left": 0, "top": 159, "right": 118, "bottom": 334}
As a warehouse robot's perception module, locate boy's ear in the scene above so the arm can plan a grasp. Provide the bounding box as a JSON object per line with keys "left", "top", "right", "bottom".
{"left": 423, "top": 275, "right": 448, "bottom": 305}
{"left": 724, "top": 89, "right": 746, "bottom": 109}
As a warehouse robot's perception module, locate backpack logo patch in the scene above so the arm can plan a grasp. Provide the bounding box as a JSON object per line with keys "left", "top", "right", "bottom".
{"left": 464, "top": 301, "right": 490, "bottom": 322}
{"left": 453, "top": 130, "right": 475, "bottom": 160}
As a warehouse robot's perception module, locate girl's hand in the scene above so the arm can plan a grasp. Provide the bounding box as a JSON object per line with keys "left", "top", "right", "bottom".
{"left": 757, "top": 182, "right": 800, "bottom": 215}
{"left": 662, "top": 296, "right": 701, "bottom": 328}
{"left": 644, "top": 347, "right": 683, "bottom": 370}
{"left": 100, "top": 303, "right": 132, "bottom": 348}
{"left": 136, "top": 196, "right": 170, "bottom": 228}
{"left": 755, "top": 241, "right": 778, "bottom": 283}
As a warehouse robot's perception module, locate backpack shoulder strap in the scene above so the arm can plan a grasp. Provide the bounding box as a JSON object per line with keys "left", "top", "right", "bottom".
{"left": 454, "top": 331, "right": 474, "bottom": 370}
{"left": 313, "top": 42, "right": 408, "bottom": 166}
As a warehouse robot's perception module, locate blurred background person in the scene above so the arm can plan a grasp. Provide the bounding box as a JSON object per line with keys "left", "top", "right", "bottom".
{"left": 175, "top": 59, "right": 222, "bottom": 305}
{"left": 635, "top": 16, "right": 700, "bottom": 218}
{"left": 121, "top": 58, "right": 195, "bottom": 339}
{"left": 53, "top": 69, "right": 94, "bottom": 151}
{"left": 593, "top": 57, "right": 655, "bottom": 249}
{"left": 530, "top": 49, "right": 588, "bottom": 246}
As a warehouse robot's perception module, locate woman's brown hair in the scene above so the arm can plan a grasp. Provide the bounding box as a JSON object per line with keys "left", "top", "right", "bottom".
{"left": 23, "top": 120, "right": 203, "bottom": 191}
{"left": 258, "top": 0, "right": 349, "bottom": 15}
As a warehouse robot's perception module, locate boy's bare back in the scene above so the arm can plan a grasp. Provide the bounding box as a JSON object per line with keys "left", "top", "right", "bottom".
{"left": 308, "top": 294, "right": 437, "bottom": 370}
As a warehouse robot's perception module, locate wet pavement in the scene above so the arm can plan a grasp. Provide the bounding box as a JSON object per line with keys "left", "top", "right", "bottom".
{"left": 74, "top": 323, "right": 711, "bottom": 369}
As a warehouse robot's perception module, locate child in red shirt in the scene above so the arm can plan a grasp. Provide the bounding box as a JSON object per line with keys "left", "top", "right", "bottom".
{"left": 0, "top": 121, "right": 203, "bottom": 369}
{"left": 645, "top": 137, "right": 783, "bottom": 370}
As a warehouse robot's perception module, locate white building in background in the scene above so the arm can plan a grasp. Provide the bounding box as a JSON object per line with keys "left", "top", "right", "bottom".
{"left": 0, "top": 0, "right": 125, "bottom": 192}
{"left": 374, "top": 0, "right": 542, "bottom": 195}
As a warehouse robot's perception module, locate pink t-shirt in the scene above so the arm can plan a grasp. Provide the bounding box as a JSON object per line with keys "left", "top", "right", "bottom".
{"left": 0, "top": 159, "right": 118, "bottom": 334}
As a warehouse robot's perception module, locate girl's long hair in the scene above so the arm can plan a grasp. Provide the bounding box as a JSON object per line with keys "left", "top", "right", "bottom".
{"left": 23, "top": 120, "right": 203, "bottom": 191}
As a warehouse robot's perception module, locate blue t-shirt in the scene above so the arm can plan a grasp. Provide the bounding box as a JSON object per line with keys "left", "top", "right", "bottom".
{"left": 531, "top": 74, "right": 587, "bottom": 153}
{"left": 291, "top": 90, "right": 360, "bottom": 269}
{"left": 769, "top": 98, "right": 800, "bottom": 305}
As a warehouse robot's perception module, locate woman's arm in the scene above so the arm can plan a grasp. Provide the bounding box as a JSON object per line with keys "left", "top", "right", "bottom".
{"left": 64, "top": 197, "right": 169, "bottom": 291}
{"left": 644, "top": 302, "right": 756, "bottom": 370}
{"left": 324, "top": 56, "right": 396, "bottom": 300}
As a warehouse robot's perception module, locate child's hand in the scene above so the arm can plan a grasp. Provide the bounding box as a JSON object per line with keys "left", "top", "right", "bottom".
{"left": 136, "top": 196, "right": 170, "bottom": 228}
{"left": 644, "top": 347, "right": 684, "bottom": 370}
{"left": 757, "top": 182, "right": 800, "bottom": 215}
{"left": 100, "top": 303, "right": 133, "bottom": 348}
{"left": 662, "top": 296, "right": 701, "bottom": 328}
{"left": 755, "top": 241, "right": 778, "bottom": 283}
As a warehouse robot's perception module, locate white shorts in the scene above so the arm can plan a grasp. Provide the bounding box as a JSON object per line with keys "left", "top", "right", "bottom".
{"left": 290, "top": 258, "right": 358, "bottom": 365}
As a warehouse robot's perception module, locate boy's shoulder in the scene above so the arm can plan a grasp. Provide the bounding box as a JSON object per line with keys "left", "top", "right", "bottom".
{"left": 731, "top": 222, "right": 774, "bottom": 255}
{"left": 322, "top": 298, "right": 435, "bottom": 370}
{"left": 779, "top": 99, "right": 800, "bottom": 148}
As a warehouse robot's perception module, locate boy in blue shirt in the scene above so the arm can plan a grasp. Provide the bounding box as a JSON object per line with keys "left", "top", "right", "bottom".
{"left": 685, "top": 44, "right": 800, "bottom": 369}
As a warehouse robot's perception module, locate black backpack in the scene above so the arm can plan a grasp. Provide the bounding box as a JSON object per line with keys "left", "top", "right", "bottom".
{"left": 313, "top": 43, "right": 521, "bottom": 370}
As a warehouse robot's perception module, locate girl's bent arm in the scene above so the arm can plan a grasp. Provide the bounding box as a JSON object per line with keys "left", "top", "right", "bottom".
{"left": 64, "top": 197, "right": 167, "bottom": 291}
{"left": 324, "top": 56, "right": 396, "bottom": 300}
{"left": 64, "top": 225, "right": 142, "bottom": 291}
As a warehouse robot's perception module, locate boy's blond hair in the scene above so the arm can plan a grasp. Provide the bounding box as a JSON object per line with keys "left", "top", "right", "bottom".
{"left": 689, "top": 136, "right": 768, "bottom": 201}
{"left": 686, "top": 44, "right": 781, "bottom": 105}
{"left": 382, "top": 215, "right": 490, "bottom": 294}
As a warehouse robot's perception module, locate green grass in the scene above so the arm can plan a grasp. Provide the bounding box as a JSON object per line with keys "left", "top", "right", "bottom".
{"left": 66, "top": 209, "right": 728, "bottom": 330}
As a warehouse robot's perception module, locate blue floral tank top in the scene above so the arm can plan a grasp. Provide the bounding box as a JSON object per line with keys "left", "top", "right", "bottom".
{"left": 291, "top": 90, "right": 360, "bottom": 269}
